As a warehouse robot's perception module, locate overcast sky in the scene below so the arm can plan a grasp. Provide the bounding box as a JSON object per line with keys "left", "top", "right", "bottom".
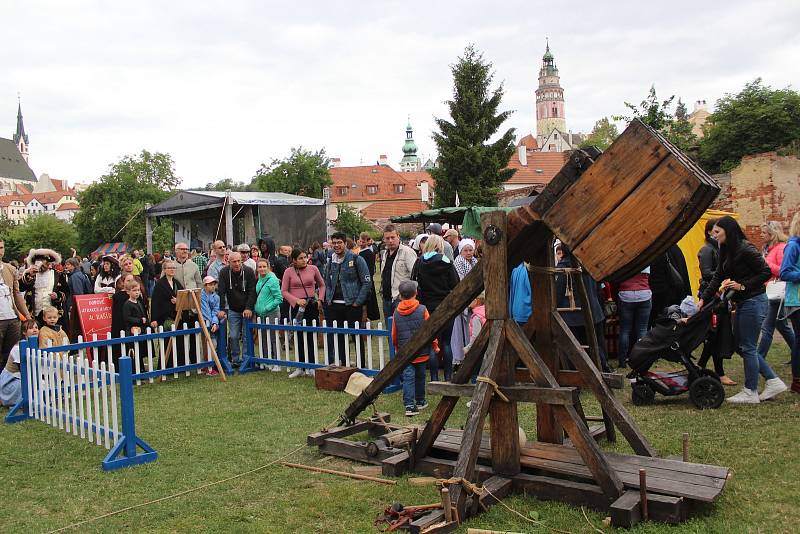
{"left": 2, "top": 0, "right": 798, "bottom": 189}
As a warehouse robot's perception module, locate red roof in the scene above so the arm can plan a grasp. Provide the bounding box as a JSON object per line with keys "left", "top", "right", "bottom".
{"left": 360, "top": 200, "right": 429, "bottom": 220}
{"left": 33, "top": 190, "right": 76, "bottom": 205}
{"left": 517, "top": 134, "right": 539, "bottom": 150}
{"left": 57, "top": 202, "right": 79, "bottom": 211}
{"left": 329, "top": 165, "right": 432, "bottom": 202}
{"left": 504, "top": 150, "right": 568, "bottom": 185}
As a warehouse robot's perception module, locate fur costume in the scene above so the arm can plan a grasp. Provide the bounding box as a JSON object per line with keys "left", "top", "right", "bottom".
{"left": 19, "top": 248, "right": 69, "bottom": 325}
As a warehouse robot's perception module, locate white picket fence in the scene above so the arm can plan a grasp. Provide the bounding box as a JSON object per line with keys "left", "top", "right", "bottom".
{"left": 26, "top": 347, "right": 120, "bottom": 450}
{"left": 250, "top": 316, "right": 394, "bottom": 373}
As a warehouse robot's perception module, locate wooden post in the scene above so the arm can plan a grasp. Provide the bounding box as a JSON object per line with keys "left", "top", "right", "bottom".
{"left": 640, "top": 469, "right": 649, "bottom": 520}
{"left": 441, "top": 487, "right": 453, "bottom": 523}
{"left": 481, "top": 212, "right": 520, "bottom": 478}
{"left": 682, "top": 433, "right": 689, "bottom": 463}
{"left": 530, "top": 231, "right": 562, "bottom": 444}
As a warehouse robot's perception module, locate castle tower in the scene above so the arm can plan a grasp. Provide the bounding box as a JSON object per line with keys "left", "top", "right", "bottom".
{"left": 13, "top": 100, "right": 29, "bottom": 163}
{"left": 535, "top": 41, "right": 566, "bottom": 141}
{"left": 399, "top": 118, "right": 421, "bottom": 172}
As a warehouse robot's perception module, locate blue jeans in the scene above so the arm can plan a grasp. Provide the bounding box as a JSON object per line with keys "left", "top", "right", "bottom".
{"left": 227, "top": 310, "right": 243, "bottom": 363}
{"left": 383, "top": 298, "right": 398, "bottom": 322}
{"left": 735, "top": 293, "right": 777, "bottom": 391}
{"left": 617, "top": 299, "right": 652, "bottom": 365}
{"left": 402, "top": 361, "right": 427, "bottom": 408}
{"left": 757, "top": 298, "right": 796, "bottom": 359}
{"left": 788, "top": 311, "right": 800, "bottom": 378}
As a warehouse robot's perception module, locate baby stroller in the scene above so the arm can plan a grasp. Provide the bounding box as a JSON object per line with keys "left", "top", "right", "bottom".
{"left": 626, "top": 297, "right": 727, "bottom": 410}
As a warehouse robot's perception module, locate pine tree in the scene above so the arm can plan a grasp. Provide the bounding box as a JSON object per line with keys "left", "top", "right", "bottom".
{"left": 431, "top": 45, "right": 516, "bottom": 207}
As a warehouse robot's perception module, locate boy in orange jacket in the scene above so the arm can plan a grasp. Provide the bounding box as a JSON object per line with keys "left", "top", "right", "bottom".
{"left": 392, "top": 280, "right": 439, "bottom": 416}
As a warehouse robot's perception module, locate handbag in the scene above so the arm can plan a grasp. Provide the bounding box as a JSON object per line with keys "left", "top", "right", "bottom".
{"left": 765, "top": 279, "right": 786, "bottom": 301}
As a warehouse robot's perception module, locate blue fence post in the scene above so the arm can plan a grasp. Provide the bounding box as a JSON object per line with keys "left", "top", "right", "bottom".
{"left": 102, "top": 355, "right": 157, "bottom": 471}
{"left": 383, "top": 317, "right": 401, "bottom": 394}
{"left": 216, "top": 320, "right": 233, "bottom": 375}
{"left": 5, "top": 338, "right": 32, "bottom": 423}
{"left": 239, "top": 318, "right": 255, "bottom": 374}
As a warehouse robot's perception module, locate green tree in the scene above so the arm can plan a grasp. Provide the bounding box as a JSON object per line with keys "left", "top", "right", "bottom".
{"left": 4, "top": 215, "right": 78, "bottom": 260}
{"left": 665, "top": 99, "right": 698, "bottom": 151}
{"left": 431, "top": 45, "right": 516, "bottom": 207}
{"left": 699, "top": 79, "right": 800, "bottom": 173}
{"left": 579, "top": 117, "right": 619, "bottom": 151}
{"left": 0, "top": 214, "right": 16, "bottom": 240}
{"left": 614, "top": 84, "right": 675, "bottom": 131}
{"left": 204, "top": 178, "right": 250, "bottom": 192}
{"left": 333, "top": 204, "right": 372, "bottom": 238}
{"left": 252, "top": 147, "right": 332, "bottom": 198}
{"left": 73, "top": 150, "right": 179, "bottom": 252}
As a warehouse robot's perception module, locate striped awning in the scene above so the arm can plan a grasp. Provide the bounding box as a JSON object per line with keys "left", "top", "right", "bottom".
{"left": 93, "top": 242, "right": 130, "bottom": 256}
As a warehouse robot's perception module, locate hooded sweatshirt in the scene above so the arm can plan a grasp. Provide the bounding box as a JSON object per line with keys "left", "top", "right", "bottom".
{"left": 391, "top": 298, "right": 439, "bottom": 363}
{"left": 414, "top": 252, "right": 459, "bottom": 312}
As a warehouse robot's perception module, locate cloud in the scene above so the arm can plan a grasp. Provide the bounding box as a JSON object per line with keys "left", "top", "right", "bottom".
{"left": 1, "top": 0, "right": 798, "bottom": 188}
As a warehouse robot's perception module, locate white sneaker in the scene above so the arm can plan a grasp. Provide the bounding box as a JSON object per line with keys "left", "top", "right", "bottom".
{"left": 288, "top": 369, "right": 304, "bottom": 379}
{"left": 726, "top": 388, "right": 760, "bottom": 404}
{"left": 759, "top": 378, "right": 787, "bottom": 401}
{"left": 270, "top": 365, "right": 282, "bottom": 372}
{"left": 306, "top": 369, "right": 315, "bottom": 377}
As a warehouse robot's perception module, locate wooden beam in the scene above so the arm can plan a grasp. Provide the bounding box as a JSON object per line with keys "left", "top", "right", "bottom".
{"left": 415, "top": 325, "right": 491, "bottom": 463}
{"left": 490, "top": 341, "right": 520, "bottom": 476}
{"left": 448, "top": 320, "right": 505, "bottom": 517}
{"left": 342, "top": 263, "right": 485, "bottom": 423}
{"left": 552, "top": 313, "right": 657, "bottom": 457}
{"left": 610, "top": 490, "right": 687, "bottom": 527}
{"left": 513, "top": 472, "right": 612, "bottom": 511}
{"left": 482, "top": 211, "right": 509, "bottom": 320}
{"left": 426, "top": 382, "right": 579, "bottom": 405}
{"left": 556, "top": 370, "right": 625, "bottom": 390}
{"left": 307, "top": 413, "right": 390, "bottom": 446}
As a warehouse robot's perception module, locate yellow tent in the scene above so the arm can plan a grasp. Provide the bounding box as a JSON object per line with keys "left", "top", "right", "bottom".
{"left": 677, "top": 209, "right": 738, "bottom": 298}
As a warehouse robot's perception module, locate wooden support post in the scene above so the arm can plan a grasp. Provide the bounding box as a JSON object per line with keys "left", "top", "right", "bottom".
{"left": 573, "top": 270, "right": 615, "bottom": 443}
{"left": 448, "top": 321, "right": 505, "bottom": 518}
{"left": 441, "top": 487, "right": 453, "bottom": 523}
{"left": 640, "top": 469, "right": 649, "bottom": 520}
{"left": 552, "top": 313, "right": 657, "bottom": 457}
{"left": 682, "top": 433, "right": 689, "bottom": 463}
{"left": 529, "top": 230, "right": 562, "bottom": 444}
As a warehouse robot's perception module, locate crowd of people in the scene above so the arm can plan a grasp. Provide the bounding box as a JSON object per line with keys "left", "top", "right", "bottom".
{"left": 1, "top": 211, "right": 799, "bottom": 413}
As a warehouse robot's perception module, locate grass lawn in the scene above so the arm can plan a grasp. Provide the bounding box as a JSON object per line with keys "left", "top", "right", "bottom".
{"left": 1, "top": 342, "right": 798, "bottom": 533}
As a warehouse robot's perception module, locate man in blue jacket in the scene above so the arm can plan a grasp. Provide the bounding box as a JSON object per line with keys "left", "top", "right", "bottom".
{"left": 323, "top": 232, "right": 371, "bottom": 365}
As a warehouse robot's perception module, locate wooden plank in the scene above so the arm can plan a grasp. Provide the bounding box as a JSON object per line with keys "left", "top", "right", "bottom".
{"left": 513, "top": 472, "right": 612, "bottom": 511}
{"left": 409, "top": 510, "right": 445, "bottom": 534}
{"left": 552, "top": 313, "right": 657, "bottom": 458}
{"left": 449, "top": 321, "right": 506, "bottom": 516}
{"left": 552, "top": 404, "right": 624, "bottom": 499}
{"left": 382, "top": 450, "right": 410, "bottom": 477}
{"left": 611, "top": 490, "right": 687, "bottom": 527}
{"left": 544, "top": 119, "right": 671, "bottom": 247}
{"left": 573, "top": 155, "right": 700, "bottom": 280}
{"left": 555, "top": 369, "right": 624, "bottom": 389}
{"left": 414, "top": 456, "right": 496, "bottom": 484}
{"left": 426, "top": 382, "right": 579, "bottom": 405}
{"left": 479, "top": 475, "right": 514, "bottom": 507}
{"left": 307, "top": 413, "right": 389, "bottom": 446}
{"left": 342, "top": 263, "right": 485, "bottom": 424}
{"left": 318, "top": 438, "right": 403, "bottom": 465}
{"left": 482, "top": 211, "right": 509, "bottom": 320}
{"left": 415, "top": 325, "right": 491, "bottom": 463}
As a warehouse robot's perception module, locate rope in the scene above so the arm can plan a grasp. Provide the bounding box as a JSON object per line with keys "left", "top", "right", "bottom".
{"left": 45, "top": 444, "right": 305, "bottom": 533}
{"left": 527, "top": 266, "right": 582, "bottom": 275}
{"left": 111, "top": 206, "right": 144, "bottom": 240}
{"left": 475, "top": 376, "right": 509, "bottom": 402}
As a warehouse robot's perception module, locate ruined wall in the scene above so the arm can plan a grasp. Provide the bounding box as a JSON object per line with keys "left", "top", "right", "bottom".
{"left": 711, "top": 152, "right": 800, "bottom": 248}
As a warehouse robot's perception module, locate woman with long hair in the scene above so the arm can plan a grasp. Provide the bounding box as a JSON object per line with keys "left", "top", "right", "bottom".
{"left": 94, "top": 256, "right": 120, "bottom": 294}
{"left": 757, "top": 221, "right": 795, "bottom": 362}
{"left": 451, "top": 239, "right": 478, "bottom": 367}
{"left": 281, "top": 248, "right": 325, "bottom": 378}
{"left": 150, "top": 260, "right": 183, "bottom": 329}
{"left": 779, "top": 212, "right": 800, "bottom": 394}
{"left": 700, "top": 216, "right": 787, "bottom": 403}
{"left": 413, "top": 234, "right": 459, "bottom": 381}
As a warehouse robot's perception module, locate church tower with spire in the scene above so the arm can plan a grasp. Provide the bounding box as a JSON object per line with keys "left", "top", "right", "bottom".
{"left": 535, "top": 41, "right": 567, "bottom": 144}
{"left": 13, "top": 100, "right": 29, "bottom": 163}
{"left": 399, "top": 118, "right": 421, "bottom": 172}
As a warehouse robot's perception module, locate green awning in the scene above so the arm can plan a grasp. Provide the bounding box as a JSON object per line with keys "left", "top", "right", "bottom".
{"left": 391, "top": 206, "right": 517, "bottom": 238}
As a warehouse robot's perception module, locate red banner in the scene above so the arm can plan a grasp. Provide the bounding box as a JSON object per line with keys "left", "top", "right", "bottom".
{"left": 74, "top": 293, "right": 114, "bottom": 363}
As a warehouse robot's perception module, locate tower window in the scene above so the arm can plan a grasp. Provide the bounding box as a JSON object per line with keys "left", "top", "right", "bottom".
{"left": 553, "top": 107, "right": 558, "bottom": 117}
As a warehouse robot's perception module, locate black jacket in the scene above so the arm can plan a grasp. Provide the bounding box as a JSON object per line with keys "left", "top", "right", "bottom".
{"left": 151, "top": 276, "right": 183, "bottom": 326}
{"left": 697, "top": 239, "right": 719, "bottom": 296}
{"left": 701, "top": 240, "right": 771, "bottom": 303}
{"left": 217, "top": 265, "right": 256, "bottom": 312}
{"left": 122, "top": 298, "right": 148, "bottom": 333}
{"left": 413, "top": 254, "right": 459, "bottom": 313}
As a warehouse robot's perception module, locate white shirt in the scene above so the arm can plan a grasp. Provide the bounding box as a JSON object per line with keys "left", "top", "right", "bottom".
{"left": 34, "top": 270, "right": 54, "bottom": 315}
{"left": 0, "top": 278, "right": 17, "bottom": 320}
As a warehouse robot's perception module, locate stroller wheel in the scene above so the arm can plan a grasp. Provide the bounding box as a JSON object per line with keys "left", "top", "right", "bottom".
{"left": 631, "top": 382, "right": 655, "bottom": 406}
{"left": 689, "top": 376, "right": 725, "bottom": 409}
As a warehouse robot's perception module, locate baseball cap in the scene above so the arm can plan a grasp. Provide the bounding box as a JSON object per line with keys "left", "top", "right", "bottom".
{"left": 203, "top": 276, "right": 218, "bottom": 285}
{"left": 425, "top": 223, "right": 443, "bottom": 235}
